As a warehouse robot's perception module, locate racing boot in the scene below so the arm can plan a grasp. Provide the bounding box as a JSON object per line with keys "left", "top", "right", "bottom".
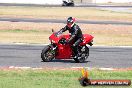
{"left": 72, "top": 45, "right": 81, "bottom": 58}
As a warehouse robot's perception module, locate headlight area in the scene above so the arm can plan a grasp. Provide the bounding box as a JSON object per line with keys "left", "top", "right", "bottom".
{"left": 51, "top": 40, "right": 55, "bottom": 43}
{"left": 49, "top": 38, "right": 55, "bottom": 43}
{"left": 49, "top": 37, "right": 56, "bottom": 44}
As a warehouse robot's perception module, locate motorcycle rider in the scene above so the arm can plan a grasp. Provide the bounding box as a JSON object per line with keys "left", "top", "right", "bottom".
{"left": 57, "top": 17, "right": 83, "bottom": 58}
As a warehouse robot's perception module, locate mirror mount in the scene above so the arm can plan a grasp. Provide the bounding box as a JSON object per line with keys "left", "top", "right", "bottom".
{"left": 52, "top": 29, "right": 54, "bottom": 33}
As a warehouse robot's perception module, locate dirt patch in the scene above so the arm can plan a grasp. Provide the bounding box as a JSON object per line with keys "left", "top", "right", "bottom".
{"left": 0, "top": 21, "right": 64, "bottom": 30}
{"left": 1, "top": 21, "right": 132, "bottom": 33}
{"left": 0, "top": 6, "right": 132, "bottom": 22}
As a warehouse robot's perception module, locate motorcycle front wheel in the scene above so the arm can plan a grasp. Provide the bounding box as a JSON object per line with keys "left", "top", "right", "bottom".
{"left": 41, "top": 45, "right": 55, "bottom": 62}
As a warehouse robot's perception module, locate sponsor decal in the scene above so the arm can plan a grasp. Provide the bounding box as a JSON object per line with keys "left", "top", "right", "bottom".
{"left": 79, "top": 68, "right": 131, "bottom": 86}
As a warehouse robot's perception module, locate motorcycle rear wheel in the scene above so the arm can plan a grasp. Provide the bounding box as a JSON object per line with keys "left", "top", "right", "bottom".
{"left": 74, "top": 46, "right": 89, "bottom": 63}
{"left": 41, "top": 45, "right": 55, "bottom": 62}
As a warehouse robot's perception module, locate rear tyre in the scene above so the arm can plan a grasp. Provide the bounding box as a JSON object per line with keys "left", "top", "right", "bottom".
{"left": 41, "top": 45, "right": 55, "bottom": 62}
{"left": 74, "top": 46, "right": 89, "bottom": 63}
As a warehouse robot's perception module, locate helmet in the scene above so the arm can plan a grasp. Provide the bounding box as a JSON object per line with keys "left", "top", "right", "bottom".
{"left": 67, "top": 17, "right": 75, "bottom": 28}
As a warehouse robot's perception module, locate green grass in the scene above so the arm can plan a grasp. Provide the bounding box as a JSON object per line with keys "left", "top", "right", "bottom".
{"left": 0, "top": 69, "right": 131, "bottom": 88}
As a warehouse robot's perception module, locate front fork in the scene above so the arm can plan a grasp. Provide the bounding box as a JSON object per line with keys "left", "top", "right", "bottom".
{"left": 49, "top": 44, "right": 57, "bottom": 56}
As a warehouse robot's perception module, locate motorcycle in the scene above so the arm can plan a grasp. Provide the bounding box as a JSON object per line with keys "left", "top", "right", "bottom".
{"left": 41, "top": 29, "right": 94, "bottom": 63}
{"left": 62, "top": 0, "right": 74, "bottom": 6}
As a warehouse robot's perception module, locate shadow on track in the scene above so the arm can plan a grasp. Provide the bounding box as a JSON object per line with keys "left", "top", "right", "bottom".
{"left": 41, "top": 59, "right": 90, "bottom": 63}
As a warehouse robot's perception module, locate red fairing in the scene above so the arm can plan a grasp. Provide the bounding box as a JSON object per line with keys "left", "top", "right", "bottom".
{"left": 80, "top": 34, "right": 94, "bottom": 45}
{"left": 49, "top": 33, "right": 70, "bottom": 43}
{"left": 49, "top": 33, "right": 93, "bottom": 59}
{"left": 49, "top": 33, "right": 59, "bottom": 43}
{"left": 56, "top": 44, "right": 72, "bottom": 59}
{"left": 49, "top": 33, "right": 93, "bottom": 44}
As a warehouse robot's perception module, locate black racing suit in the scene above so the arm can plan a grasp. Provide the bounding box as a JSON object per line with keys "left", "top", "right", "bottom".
{"left": 57, "top": 24, "right": 83, "bottom": 57}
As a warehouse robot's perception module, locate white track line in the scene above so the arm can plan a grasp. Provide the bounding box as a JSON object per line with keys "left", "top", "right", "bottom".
{"left": 0, "top": 66, "right": 131, "bottom": 71}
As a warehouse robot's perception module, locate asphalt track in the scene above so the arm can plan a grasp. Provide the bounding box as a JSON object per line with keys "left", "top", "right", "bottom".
{"left": 0, "top": 3, "right": 132, "bottom": 7}
{"left": 0, "top": 17, "right": 132, "bottom": 25}
{"left": 0, "top": 44, "right": 132, "bottom": 68}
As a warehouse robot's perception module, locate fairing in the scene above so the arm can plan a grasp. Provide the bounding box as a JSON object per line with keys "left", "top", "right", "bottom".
{"left": 49, "top": 33, "right": 93, "bottom": 59}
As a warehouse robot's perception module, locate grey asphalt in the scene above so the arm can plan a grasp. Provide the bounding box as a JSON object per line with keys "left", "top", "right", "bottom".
{"left": 0, "top": 17, "right": 132, "bottom": 25}
{"left": 0, "top": 44, "right": 132, "bottom": 68}
{"left": 0, "top": 3, "right": 132, "bottom": 7}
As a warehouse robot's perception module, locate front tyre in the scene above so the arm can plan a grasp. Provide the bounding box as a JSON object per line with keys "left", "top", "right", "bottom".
{"left": 74, "top": 46, "right": 89, "bottom": 63}
{"left": 41, "top": 45, "right": 55, "bottom": 62}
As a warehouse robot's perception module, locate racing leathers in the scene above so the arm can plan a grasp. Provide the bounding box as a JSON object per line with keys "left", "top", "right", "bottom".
{"left": 57, "top": 23, "right": 83, "bottom": 57}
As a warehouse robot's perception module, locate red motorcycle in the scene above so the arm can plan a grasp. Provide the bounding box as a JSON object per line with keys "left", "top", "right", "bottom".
{"left": 41, "top": 29, "right": 94, "bottom": 63}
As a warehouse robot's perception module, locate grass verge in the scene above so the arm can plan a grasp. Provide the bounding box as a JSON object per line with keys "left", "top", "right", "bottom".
{"left": 0, "top": 22, "right": 132, "bottom": 46}
{"left": 0, "top": 29, "right": 51, "bottom": 44}
{"left": 0, "top": 69, "right": 131, "bottom": 88}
